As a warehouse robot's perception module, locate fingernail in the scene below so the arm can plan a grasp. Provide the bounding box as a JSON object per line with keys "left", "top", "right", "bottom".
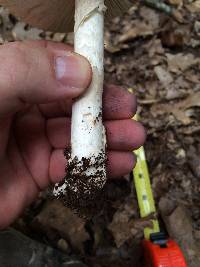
{"left": 55, "top": 52, "right": 91, "bottom": 89}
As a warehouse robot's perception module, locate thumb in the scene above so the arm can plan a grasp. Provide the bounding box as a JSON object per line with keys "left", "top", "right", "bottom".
{"left": 0, "top": 40, "right": 92, "bottom": 116}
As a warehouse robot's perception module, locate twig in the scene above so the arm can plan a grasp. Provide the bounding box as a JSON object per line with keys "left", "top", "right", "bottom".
{"left": 142, "top": 0, "right": 172, "bottom": 15}
{"left": 142, "top": 0, "right": 183, "bottom": 23}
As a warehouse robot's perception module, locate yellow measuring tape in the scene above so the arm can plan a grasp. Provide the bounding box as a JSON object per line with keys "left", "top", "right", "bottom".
{"left": 129, "top": 88, "right": 160, "bottom": 239}
{"left": 133, "top": 140, "right": 160, "bottom": 239}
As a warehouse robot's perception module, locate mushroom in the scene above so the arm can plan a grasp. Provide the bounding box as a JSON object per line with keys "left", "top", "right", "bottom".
{"left": 0, "top": 0, "right": 131, "bottom": 214}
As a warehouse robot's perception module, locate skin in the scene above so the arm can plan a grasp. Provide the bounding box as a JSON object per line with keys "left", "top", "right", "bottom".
{"left": 0, "top": 40, "right": 146, "bottom": 229}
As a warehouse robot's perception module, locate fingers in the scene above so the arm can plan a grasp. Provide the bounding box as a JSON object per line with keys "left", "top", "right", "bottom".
{"left": 103, "top": 85, "right": 137, "bottom": 120}
{"left": 14, "top": 106, "right": 51, "bottom": 189}
{"left": 49, "top": 149, "right": 136, "bottom": 183}
{"left": 106, "top": 151, "right": 136, "bottom": 179}
{"left": 0, "top": 40, "right": 91, "bottom": 116}
{"left": 49, "top": 149, "right": 67, "bottom": 183}
{"left": 47, "top": 117, "right": 72, "bottom": 149}
{"left": 105, "top": 120, "right": 146, "bottom": 150}
{"left": 39, "top": 99, "right": 73, "bottom": 118}
{"left": 47, "top": 118, "right": 146, "bottom": 151}
{"left": 39, "top": 84, "right": 137, "bottom": 119}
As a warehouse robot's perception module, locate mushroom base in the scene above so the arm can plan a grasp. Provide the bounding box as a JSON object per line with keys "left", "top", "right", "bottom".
{"left": 53, "top": 148, "right": 107, "bottom": 218}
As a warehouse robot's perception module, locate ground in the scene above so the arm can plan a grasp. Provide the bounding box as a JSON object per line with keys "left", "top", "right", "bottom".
{"left": 0, "top": 1, "right": 200, "bottom": 266}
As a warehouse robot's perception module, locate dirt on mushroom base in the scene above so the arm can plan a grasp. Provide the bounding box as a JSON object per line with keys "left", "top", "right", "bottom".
{"left": 54, "top": 148, "right": 107, "bottom": 218}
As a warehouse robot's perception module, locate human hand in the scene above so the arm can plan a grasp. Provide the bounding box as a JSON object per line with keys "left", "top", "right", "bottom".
{"left": 0, "top": 41, "right": 145, "bottom": 228}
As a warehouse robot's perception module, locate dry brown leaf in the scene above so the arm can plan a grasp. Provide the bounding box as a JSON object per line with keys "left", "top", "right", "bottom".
{"left": 187, "top": 146, "right": 200, "bottom": 179}
{"left": 151, "top": 91, "right": 200, "bottom": 125}
{"left": 185, "top": 71, "right": 200, "bottom": 84}
{"left": 167, "top": 0, "right": 183, "bottom": 6}
{"left": 161, "top": 30, "right": 184, "bottom": 48}
{"left": 140, "top": 7, "right": 160, "bottom": 30}
{"left": 166, "top": 53, "right": 200, "bottom": 73}
{"left": 31, "top": 200, "right": 89, "bottom": 252}
{"left": 194, "top": 21, "right": 200, "bottom": 36}
{"left": 118, "top": 22, "right": 154, "bottom": 43}
{"left": 108, "top": 198, "right": 154, "bottom": 247}
{"left": 159, "top": 199, "right": 200, "bottom": 267}
{"left": 105, "top": 41, "right": 121, "bottom": 53}
{"left": 109, "top": 213, "right": 154, "bottom": 248}
{"left": 183, "top": 92, "right": 200, "bottom": 108}
{"left": 172, "top": 10, "right": 184, "bottom": 23}
{"left": 186, "top": 0, "right": 200, "bottom": 13}
{"left": 104, "top": 32, "right": 121, "bottom": 53}
{"left": 154, "top": 65, "right": 173, "bottom": 86}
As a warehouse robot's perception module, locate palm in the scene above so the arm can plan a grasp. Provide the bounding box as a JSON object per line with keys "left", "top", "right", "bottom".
{"left": 0, "top": 105, "right": 51, "bottom": 225}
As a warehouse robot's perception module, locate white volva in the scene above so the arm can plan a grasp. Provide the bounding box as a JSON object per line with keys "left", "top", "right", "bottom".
{"left": 71, "top": 0, "right": 107, "bottom": 179}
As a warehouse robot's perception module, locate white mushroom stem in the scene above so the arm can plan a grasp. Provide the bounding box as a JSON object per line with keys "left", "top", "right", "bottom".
{"left": 71, "top": 0, "right": 107, "bottom": 188}
{"left": 53, "top": 0, "right": 107, "bottom": 204}
{"left": 73, "top": 0, "right": 106, "bottom": 156}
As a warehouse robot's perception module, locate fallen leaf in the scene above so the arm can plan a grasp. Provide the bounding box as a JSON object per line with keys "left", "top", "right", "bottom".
{"left": 167, "top": 0, "right": 183, "bottom": 6}
{"left": 159, "top": 199, "right": 200, "bottom": 267}
{"left": 171, "top": 9, "right": 184, "bottom": 23}
{"left": 151, "top": 91, "right": 200, "bottom": 125}
{"left": 108, "top": 198, "right": 154, "bottom": 247}
{"left": 154, "top": 65, "right": 174, "bottom": 86}
{"left": 118, "top": 22, "right": 154, "bottom": 43}
{"left": 166, "top": 53, "right": 200, "bottom": 73}
{"left": 31, "top": 200, "right": 89, "bottom": 252}
{"left": 187, "top": 146, "right": 200, "bottom": 179}
{"left": 186, "top": 0, "right": 200, "bottom": 13}
{"left": 183, "top": 92, "right": 200, "bottom": 109}
{"left": 194, "top": 21, "right": 200, "bottom": 36}
{"left": 140, "top": 7, "right": 160, "bottom": 30}
{"left": 104, "top": 32, "right": 121, "bottom": 53}
{"left": 161, "top": 30, "right": 184, "bottom": 48}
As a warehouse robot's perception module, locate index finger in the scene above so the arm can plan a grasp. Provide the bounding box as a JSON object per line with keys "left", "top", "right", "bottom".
{"left": 39, "top": 85, "right": 137, "bottom": 120}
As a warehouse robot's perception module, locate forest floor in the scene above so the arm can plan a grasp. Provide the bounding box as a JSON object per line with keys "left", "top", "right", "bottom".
{"left": 0, "top": 1, "right": 200, "bottom": 266}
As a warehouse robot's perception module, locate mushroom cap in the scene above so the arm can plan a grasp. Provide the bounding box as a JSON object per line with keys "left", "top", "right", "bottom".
{"left": 0, "top": 0, "right": 131, "bottom": 32}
